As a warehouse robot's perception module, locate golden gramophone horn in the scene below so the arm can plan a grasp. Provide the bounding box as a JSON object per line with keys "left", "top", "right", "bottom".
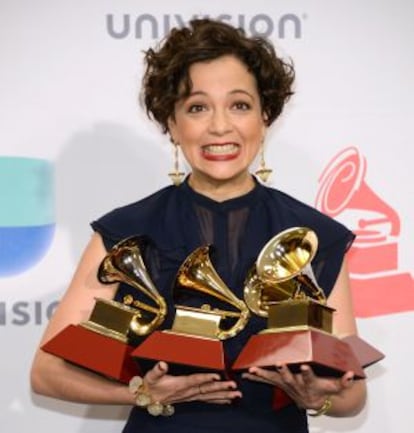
{"left": 173, "top": 245, "right": 250, "bottom": 340}
{"left": 243, "top": 266, "right": 296, "bottom": 317}
{"left": 98, "top": 235, "right": 167, "bottom": 337}
{"left": 244, "top": 227, "right": 325, "bottom": 317}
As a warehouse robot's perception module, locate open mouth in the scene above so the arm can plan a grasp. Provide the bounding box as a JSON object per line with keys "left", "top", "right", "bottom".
{"left": 202, "top": 143, "right": 240, "bottom": 160}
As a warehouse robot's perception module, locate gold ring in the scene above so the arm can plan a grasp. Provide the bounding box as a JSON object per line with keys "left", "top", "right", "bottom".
{"left": 308, "top": 397, "right": 332, "bottom": 417}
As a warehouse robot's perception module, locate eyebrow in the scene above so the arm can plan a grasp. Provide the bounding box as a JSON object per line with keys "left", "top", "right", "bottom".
{"left": 187, "top": 89, "right": 255, "bottom": 99}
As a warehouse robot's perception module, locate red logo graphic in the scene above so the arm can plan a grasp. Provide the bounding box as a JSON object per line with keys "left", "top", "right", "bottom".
{"left": 315, "top": 146, "right": 414, "bottom": 317}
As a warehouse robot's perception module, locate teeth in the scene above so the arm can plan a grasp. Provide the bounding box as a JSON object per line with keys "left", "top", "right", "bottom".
{"left": 204, "top": 144, "right": 238, "bottom": 154}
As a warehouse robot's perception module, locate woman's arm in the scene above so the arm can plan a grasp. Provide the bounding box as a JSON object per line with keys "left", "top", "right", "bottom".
{"left": 30, "top": 232, "right": 135, "bottom": 405}
{"left": 323, "top": 258, "right": 367, "bottom": 417}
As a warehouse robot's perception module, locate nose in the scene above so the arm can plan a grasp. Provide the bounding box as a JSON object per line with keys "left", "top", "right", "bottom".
{"left": 208, "top": 109, "right": 233, "bottom": 135}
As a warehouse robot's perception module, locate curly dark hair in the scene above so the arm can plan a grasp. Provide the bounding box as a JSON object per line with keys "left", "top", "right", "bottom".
{"left": 141, "top": 18, "right": 295, "bottom": 133}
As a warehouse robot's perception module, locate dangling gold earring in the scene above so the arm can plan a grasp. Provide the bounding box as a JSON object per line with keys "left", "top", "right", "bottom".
{"left": 168, "top": 143, "right": 185, "bottom": 186}
{"left": 255, "top": 141, "right": 272, "bottom": 183}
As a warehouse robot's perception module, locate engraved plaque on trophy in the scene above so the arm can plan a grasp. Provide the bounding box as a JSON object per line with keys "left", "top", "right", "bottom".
{"left": 42, "top": 235, "right": 166, "bottom": 383}
{"left": 132, "top": 245, "right": 250, "bottom": 375}
{"left": 232, "top": 227, "right": 384, "bottom": 378}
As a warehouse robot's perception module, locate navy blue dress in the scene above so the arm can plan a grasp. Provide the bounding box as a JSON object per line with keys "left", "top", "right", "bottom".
{"left": 91, "top": 177, "right": 354, "bottom": 433}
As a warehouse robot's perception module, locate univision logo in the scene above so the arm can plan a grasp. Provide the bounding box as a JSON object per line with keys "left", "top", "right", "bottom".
{"left": 106, "top": 13, "right": 305, "bottom": 40}
{"left": 0, "top": 156, "right": 55, "bottom": 277}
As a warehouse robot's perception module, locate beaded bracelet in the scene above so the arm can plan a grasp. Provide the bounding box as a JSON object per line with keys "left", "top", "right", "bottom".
{"left": 128, "top": 376, "right": 175, "bottom": 417}
{"left": 307, "top": 397, "right": 332, "bottom": 417}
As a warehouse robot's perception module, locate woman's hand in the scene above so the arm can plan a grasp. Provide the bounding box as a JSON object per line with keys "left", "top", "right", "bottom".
{"left": 240, "top": 262, "right": 367, "bottom": 417}
{"left": 143, "top": 361, "right": 242, "bottom": 405}
{"left": 242, "top": 363, "right": 355, "bottom": 412}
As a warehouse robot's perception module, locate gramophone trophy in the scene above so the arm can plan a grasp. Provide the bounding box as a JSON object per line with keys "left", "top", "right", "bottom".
{"left": 232, "top": 227, "right": 384, "bottom": 378}
{"left": 132, "top": 245, "right": 250, "bottom": 375}
{"left": 42, "top": 235, "right": 167, "bottom": 383}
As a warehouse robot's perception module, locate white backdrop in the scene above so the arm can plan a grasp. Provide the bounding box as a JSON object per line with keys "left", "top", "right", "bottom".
{"left": 1, "top": 0, "right": 413, "bottom": 432}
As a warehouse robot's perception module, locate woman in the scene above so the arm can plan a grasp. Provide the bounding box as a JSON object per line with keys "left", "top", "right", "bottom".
{"left": 31, "top": 18, "right": 366, "bottom": 433}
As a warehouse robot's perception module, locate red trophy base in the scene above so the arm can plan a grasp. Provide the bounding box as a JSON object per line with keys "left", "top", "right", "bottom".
{"left": 232, "top": 329, "right": 384, "bottom": 379}
{"left": 341, "top": 334, "right": 385, "bottom": 369}
{"left": 131, "top": 330, "right": 228, "bottom": 375}
{"left": 41, "top": 324, "right": 140, "bottom": 383}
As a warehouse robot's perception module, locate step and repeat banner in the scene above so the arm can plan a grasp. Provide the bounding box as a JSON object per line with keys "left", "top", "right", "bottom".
{"left": 1, "top": 0, "right": 413, "bottom": 432}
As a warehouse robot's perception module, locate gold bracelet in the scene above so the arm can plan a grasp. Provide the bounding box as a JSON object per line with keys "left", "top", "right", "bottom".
{"left": 128, "top": 376, "right": 175, "bottom": 417}
{"left": 308, "top": 397, "right": 332, "bottom": 417}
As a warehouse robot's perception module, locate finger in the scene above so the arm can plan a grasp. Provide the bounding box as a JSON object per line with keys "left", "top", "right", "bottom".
{"left": 170, "top": 377, "right": 237, "bottom": 404}
{"left": 198, "top": 380, "right": 238, "bottom": 396}
{"left": 293, "top": 371, "right": 306, "bottom": 390}
{"left": 276, "top": 364, "right": 296, "bottom": 386}
{"left": 145, "top": 361, "right": 168, "bottom": 385}
{"left": 242, "top": 373, "right": 275, "bottom": 385}
{"left": 300, "top": 364, "right": 317, "bottom": 386}
{"left": 171, "top": 381, "right": 240, "bottom": 405}
{"left": 339, "top": 371, "right": 355, "bottom": 389}
{"left": 185, "top": 372, "right": 222, "bottom": 389}
{"left": 199, "top": 389, "right": 242, "bottom": 402}
{"left": 247, "top": 366, "right": 283, "bottom": 383}
{"left": 207, "top": 399, "right": 233, "bottom": 405}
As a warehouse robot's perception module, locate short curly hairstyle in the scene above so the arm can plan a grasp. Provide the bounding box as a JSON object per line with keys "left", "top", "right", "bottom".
{"left": 141, "top": 18, "right": 295, "bottom": 133}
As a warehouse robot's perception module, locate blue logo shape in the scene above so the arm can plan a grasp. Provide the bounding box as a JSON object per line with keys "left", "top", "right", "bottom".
{"left": 0, "top": 157, "right": 55, "bottom": 277}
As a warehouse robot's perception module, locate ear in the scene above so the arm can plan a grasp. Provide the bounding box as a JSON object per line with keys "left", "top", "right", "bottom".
{"left": 261, "top": 113, "right": 268, "bottom": 138}
{"left": 167, "top": 116, "right": 177, "bottom": 144}
{"left": 262, "top": 111, "right": 269, "bottom": 126}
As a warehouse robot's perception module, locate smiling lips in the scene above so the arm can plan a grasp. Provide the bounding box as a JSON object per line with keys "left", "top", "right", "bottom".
{"left": 202, "top": 143, "right": 241, "bottom": 161}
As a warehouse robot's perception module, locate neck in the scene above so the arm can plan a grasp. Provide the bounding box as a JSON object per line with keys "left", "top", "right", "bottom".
{"left": 188, "top": 173, "right": 256, "bottom": 202}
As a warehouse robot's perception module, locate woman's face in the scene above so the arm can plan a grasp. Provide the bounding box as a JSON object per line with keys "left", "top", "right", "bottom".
{"left": 168, "top": 55, "right": 267, "bottom": 190}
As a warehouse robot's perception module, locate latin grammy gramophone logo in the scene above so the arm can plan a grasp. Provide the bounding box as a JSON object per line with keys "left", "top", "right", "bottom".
{"left": 315, "top": 146, "right": 414, "bottom": 317}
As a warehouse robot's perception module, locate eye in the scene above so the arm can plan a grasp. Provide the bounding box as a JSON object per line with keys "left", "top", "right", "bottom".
{"left": 187, "top": 104, "right": 206, "bottom": 113}
{"left": 232, "top": 101, "right": 251, "bottom": 111}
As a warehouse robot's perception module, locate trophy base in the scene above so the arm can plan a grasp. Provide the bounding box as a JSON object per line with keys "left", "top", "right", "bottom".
{"left": 341, "top": 334, "right": 385, "bottom": 368}
{"left": 131, "top": 330, "right": 229, "bottom": 376}
{"left": 41, "top": 324, "right": 140, "bottom": 383}
{"left": 232, "top": 329, "right": 383, "bottom": 379}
